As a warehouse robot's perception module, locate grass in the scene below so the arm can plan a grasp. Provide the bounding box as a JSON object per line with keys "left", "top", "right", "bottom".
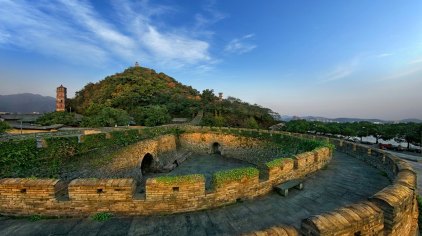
{"left": 29, "top": 215, "right": 42, "bottom": 222}
{"left": 266, "top": 157, "right": 292, "bottom": 168}
{"left": 91, "top": 212, "right": 112, "bottom": 222}
{"left": 213, "top": 167, "right": 259, "bottom": 188}
{"left": 155, "top": 174, "right": 205, "bottom": 184}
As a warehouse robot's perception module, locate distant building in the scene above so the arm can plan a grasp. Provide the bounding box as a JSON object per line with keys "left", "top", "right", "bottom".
{"left": 56, "top": 85, "right": 67, "bottom": 112}
{"left": 135, "top": 61, "right": 140, "bottom": 67}
{"left": 218, "top": 92, "right": 223, "bottom": 101}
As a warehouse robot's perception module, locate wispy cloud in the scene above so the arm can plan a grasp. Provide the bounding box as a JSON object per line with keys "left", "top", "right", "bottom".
{"left": 319, "top": 57, "right": 360, "bottom": 83}
{"left": 0, "top": 0, "right": 216, "bottom": 68}
{"left": 194, "top": 0, "right": 227, "bottom": 31}
{"left": 409, "top": 58, "right": 422, "bottom": 64}
{"left": 224, "top": 34, "right": 257, "bottom": 55}
{"left": 376, "top": 53, "right": 393, "bottom": 58}
{"left": 380, "top": 65, "right": 422, "bottom": 81}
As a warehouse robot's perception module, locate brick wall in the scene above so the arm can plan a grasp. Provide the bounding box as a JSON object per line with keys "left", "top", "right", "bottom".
{"left": 1, "top": 128, "right": 417, "bottom": 235}
{"left": 0, "top": 130, "right": 332, "bottom": 217}
{"left": 296, "top": 136, "right": 419, "bottom": 236}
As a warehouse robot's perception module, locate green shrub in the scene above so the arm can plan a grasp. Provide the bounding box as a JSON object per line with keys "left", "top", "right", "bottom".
{"left": 79, "top": 133, "right": 108, "bottom": 153}
{"left": 36, "top": 112, "right": 79, "bottom": 126}
{"left": 91, "top": 212, "right": 112, "bottom": 222}
{"left": 213, "top": 167, "right": 259, "bottom": 188}
{"left": 0, "top": 139, "right": 39, "bottom": 177}
{"left": 0, "top": 121, "right": 11, "bottom": 133}
{"left": 266, "top": 158, "right": 293, "bottom": 168}
{"left": 29, "top": 215, "right": 42, "bottom": 222}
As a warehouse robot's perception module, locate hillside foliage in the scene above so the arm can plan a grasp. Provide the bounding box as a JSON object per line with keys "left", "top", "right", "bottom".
{"left": 59, "top": 66, "right": 278, "bottom": 128}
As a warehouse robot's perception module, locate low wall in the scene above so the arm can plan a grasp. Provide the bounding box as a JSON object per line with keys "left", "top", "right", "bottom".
{"left": 179, "top": 132, "right": 276, "bottom": 165}
{"left": 100, "top": 134, "right": 177, "bottom": 178}
{"left": 263, "top": 132, "right": 418, "bottom": 236}
{"left": 4, "top": 127, "right": 416, "bottom": 235}
{"left": 0, "top": 129, "right": 332, "bottom": 216}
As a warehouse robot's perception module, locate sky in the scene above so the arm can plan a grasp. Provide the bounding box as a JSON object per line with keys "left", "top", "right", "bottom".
{"left": 1, "top": 0, "right": 422, "bottom": 120}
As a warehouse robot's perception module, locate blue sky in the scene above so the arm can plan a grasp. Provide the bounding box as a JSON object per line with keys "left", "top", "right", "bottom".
{"left": 1, "top": 0, "right": 422, "bottom": 120}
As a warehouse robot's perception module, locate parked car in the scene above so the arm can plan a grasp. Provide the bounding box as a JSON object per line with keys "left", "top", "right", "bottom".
{"left": 379, "top": 143, "right": 392, "bottom": 150}
{"left": 392, "top": 145, "right": 405, "bottom": 152}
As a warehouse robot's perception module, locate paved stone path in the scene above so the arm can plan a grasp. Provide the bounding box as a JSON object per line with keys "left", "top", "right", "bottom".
{"left": 0, "top": 151, "right": 390, "bottom": 236}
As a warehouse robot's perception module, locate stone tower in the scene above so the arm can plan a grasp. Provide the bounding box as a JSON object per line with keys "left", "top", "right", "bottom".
{"left": 56, "top": 85, "right": 67, "bottom": 112}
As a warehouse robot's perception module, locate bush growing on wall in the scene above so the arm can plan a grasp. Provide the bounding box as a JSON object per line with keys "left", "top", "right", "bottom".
{"left": 212, "top": 167, "right": 259, "bottom": 188}
{"left": 0, "top": 139, "right": 39, "bottom": 177}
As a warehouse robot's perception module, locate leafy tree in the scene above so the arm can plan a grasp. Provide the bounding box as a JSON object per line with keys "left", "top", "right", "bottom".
{"left": 201, "top": 89, "right": 216, "bottom": 106}
{"left": 145, "top": 105, "right": 171, "bottom": 126}
{"left": 36, "top": 112, "right": 79, "bottom": 126}
{"left": 81, "top": 107, "right": 131, "bottom": 127}
{"left": 0, "top": 121, "right": 11, "bottom": 133}
{"left": 69, "top": 66, "right": 277, "bottom": 129}
{"left": 244, "top": 117, "right": 259, "bottom": 129}
{"left": 396, "top": 123, "right": 420, "bottom": 149}
{"left": 283, "top": 120, "right": 310, "bottom": 133}
{"left": 132, "top": 105, "right": 171, "bottom": 126}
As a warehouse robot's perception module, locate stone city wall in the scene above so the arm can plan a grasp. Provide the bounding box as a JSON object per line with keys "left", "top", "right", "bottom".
{"left": 0, "top": 129, "right": 331, "bottom": 217}
{"left": 3, "top": 127, "right": 416, "bottom": 235}
{"left": 241, "top": 129, "right": 418, "bottom": 236}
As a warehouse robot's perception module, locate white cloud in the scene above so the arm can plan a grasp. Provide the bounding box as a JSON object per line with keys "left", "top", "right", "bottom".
{"left": 319, "top": 57, "right": 360, "bottom": 83}
{"left": 380, "top": 65, "right": 422, "bottom": 81}
{"left": 0, "top": 0, "right": 215, "bottom": 68}
{"left": 409, "top": 58, "right": 422, "bottom": 64}
{"left": 376, "top": 53, "right": 393, "bottom": 58}
{"left": 224, "top": 34, "right": 257, "bottom": 55}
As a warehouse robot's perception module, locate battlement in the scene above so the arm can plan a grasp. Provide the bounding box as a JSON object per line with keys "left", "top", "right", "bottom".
{"left": 0, "top": 145, "right": 330, "bottom": 216}
{"left": 0, "top": 127, "right": 418, "bottom": 234}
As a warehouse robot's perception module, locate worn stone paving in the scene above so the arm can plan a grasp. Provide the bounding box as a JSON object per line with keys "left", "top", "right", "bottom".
{"left": 0, "top": 151, "right": 390, "bottom": 236}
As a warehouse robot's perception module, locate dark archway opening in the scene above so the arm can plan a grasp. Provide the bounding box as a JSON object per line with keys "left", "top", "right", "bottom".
{"left": 141, "top": 153, "right": 154, "bottom": 175}
{"left": 212, "top": 142, "right": 221, "bottom": 155}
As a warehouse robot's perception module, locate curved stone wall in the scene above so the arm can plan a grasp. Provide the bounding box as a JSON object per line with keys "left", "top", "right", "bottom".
{"left": 244, "top": 131, "right": 418, "bottom": 236}
{"left": 0, "top": 128, "right": 331, "bottom": 217}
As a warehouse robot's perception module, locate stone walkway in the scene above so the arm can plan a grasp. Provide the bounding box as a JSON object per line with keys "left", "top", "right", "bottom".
{"left": 0, "top": 151, "right": 390, "bottom": 236}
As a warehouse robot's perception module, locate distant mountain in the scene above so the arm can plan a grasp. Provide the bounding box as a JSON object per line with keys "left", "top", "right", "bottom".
{"left": 0, "top": 93, "right": 55, "bottom": 113}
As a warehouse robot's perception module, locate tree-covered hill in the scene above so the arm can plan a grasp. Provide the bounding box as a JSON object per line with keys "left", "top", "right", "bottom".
{"left": 70, "top": 66, "right": 201, "bottom": 118}
{"left": 64, "top": 66, "right": 278, "bottom": 128}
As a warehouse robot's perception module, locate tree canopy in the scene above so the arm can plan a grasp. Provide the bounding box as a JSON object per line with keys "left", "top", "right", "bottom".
{"left": 66, "top": 66, "right": 278, "bottom": 128}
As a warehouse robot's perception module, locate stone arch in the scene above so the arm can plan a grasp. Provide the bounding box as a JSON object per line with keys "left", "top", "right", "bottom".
{"left": 211, "top": 142, "right": 222, "bottom": 155}
{"left": 140, "top": 153, "right": 154, "bottom": 175}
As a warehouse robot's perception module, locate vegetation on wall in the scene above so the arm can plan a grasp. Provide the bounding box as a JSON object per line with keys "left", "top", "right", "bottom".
{"left": 154, "top": 174, "right": 205, "bottom": 184}
{"left": 213, "top": 167, "right": 259, "bottom": 188}
{"left": 266, "top": 157, "right": 293, "bottom": 169}
{"left": 0, "top": 126, "right": 180, "bottom": 178}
